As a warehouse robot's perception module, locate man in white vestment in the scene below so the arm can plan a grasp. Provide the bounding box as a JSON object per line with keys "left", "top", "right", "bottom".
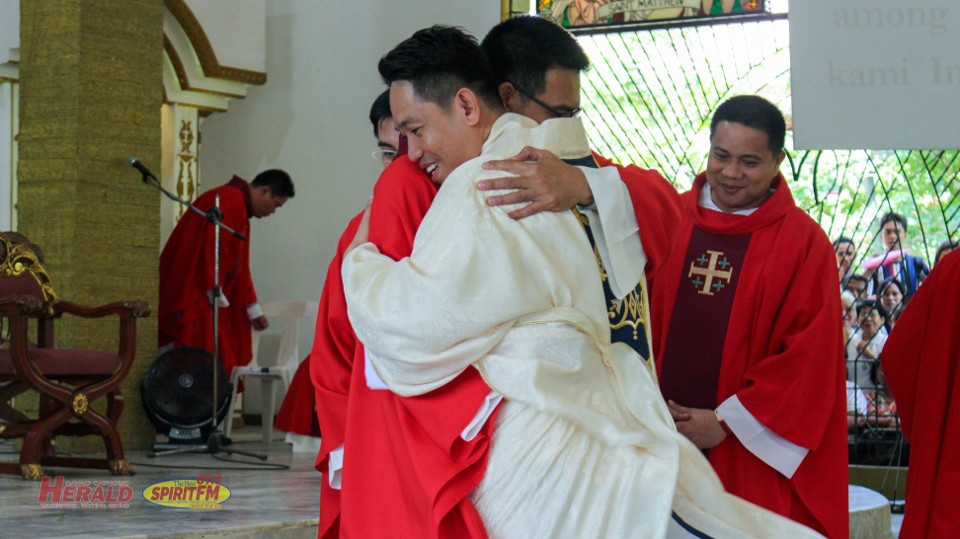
{"left": 343, "top": 25, "right": 822, "bottom": 538}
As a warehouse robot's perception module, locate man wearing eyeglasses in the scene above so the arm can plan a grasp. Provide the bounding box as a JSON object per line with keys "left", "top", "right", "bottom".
{"left": 369, "top": 89, "right": 400, "bottom": 167}
{"left": 481, "top": 15, "right": 681, "bottom": 365}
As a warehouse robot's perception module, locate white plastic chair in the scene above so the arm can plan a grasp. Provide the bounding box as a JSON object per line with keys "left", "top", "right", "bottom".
{"left": 223, "top": 300, "right": 318, "bottom": 444}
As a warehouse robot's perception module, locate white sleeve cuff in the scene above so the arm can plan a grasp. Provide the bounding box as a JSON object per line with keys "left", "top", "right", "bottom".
{"left": 365, "top": 349, "right": 390, "bottom": 390}
{"left": 579, "top": 166, "right": 646, "bottom": 300}
{"left": 328, "top": 444, "right": 344, "bottom": 489}
{"left": 247, "top": 303, "right": 263, "bottom": 320}
{"left": 717, "top": 395, "right": 809, "bottom": 479}
{"left": 461, "top": 391, "right": 503, "bottom": 441}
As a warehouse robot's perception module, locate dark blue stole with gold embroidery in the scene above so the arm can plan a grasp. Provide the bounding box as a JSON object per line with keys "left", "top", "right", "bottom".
{"left": 564, "top": 155, "right": 650, "bottom": 362}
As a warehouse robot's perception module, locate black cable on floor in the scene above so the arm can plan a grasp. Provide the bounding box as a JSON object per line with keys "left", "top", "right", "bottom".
{"left": 128, "top": 457, "right": 290, "bottom": 471}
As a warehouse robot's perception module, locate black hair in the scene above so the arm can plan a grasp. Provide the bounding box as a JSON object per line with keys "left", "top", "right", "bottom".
{"left": 378, "top": 25, "right": 501, "bottom": 111}
{"left": 879, "top": 212, "right": 907, "bottom": 233}
{"left": 251, "top": 169, "right": 295, "bottom": 198}
{"left": 844, "top": 274, "right": 869, "bottom": 288}
{"left": 855, "top": 299, "right": 888, "bottom": 320}
{"left": 877, "top": 278, "right": 904, "bottom": 300}
{"left": 869, "top": 361, "right": 884, "bottom": 388}
{"left": 710, "top": 95, "right": 786, "bottom": 154}
{"left": 480, "top": 15, "right": 589, "bottom": 95}
{"left": 935, "top": 239, "right": 958, "bottom": 264}
{"left": 369, "top": 89, "right": 392, "bottom": 138}
{"left": 832, "top": 236, "right": 855, "bottom": 249}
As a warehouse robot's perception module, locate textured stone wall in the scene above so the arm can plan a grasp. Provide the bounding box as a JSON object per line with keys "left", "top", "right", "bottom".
{"left": 18, "top": 0, "right": 164, "bottom": 450}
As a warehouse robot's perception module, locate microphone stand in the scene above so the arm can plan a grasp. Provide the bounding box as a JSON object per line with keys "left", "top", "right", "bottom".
{"left": 138, "top": 163, "right": 266, "bottom": 461}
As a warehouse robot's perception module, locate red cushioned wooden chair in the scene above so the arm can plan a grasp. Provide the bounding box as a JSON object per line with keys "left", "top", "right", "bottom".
{"left": 0, "top": 231, "right": 149, "bottom": 479}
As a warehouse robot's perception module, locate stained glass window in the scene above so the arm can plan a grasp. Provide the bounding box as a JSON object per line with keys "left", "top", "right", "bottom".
{"left": 508, "top": 1, "right": 768, "bottom": 29}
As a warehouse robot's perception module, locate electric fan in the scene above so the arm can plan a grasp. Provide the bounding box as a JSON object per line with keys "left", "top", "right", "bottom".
{"left": 141, "top": 346, "right": 232, "bottom": 448}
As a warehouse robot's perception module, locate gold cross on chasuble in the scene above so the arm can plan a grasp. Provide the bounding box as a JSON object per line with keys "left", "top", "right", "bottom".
{"left": 688, "top": 250, "right": 734, "bottom": 296}
{"left": 659, "top": 227, "right": 751, "bottom": 410}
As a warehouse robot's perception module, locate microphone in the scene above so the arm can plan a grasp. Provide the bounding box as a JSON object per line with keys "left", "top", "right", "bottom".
{"left": 128, "top": 156, "right": 158, "bottom": 180}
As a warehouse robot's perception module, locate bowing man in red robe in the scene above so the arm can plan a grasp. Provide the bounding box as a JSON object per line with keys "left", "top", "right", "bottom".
{"left": 882, "top": 249, "right": 960, "bottom": 539}
{"left": 650, "top": 95, "right": 848, "bottom": 538}
{"left": 158, "top": 170, "right": 294, "bottom": 375}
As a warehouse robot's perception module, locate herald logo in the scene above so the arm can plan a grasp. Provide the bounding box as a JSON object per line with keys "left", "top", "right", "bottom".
{"left": 37, "top": 477, "right": 134, "bottom": 509}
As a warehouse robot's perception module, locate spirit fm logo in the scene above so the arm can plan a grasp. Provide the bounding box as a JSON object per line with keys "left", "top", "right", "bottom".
{"left": 143, "top": 472, "right": 231, "bottom": 509}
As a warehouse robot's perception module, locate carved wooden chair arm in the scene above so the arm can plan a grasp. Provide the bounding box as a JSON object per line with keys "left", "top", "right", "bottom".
{"left": 48, "top": 300, "right": 150, "bottom": 362}
{"left": 52, "top": 300, "right": 151, "bottom": 319}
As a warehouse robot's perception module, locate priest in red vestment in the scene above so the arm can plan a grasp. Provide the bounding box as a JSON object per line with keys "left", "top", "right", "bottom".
{"left": 650, "top": 96, "right": 848, "bottom": 538}
{"left": 158, "top": 170, "right": 294, "bottom": 375}
{"left": 882, "top": 249, "right": 960, "bottom": 539}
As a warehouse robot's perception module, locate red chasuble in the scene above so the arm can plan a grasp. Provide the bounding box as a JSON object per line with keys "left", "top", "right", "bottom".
{"left": 882, "top": 250, "right": 960, "bottom": 539}
{"left": 159, "top": 176, "right": 257, "bottom": 375}
{"left": 651, "top": 174, "right": 848, "bottom": 539}
{"left": 310, "top": 157, "right": 495, "bottom": 539}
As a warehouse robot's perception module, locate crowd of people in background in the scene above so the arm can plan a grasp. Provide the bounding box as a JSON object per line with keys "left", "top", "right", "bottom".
{"left": 837, "top": 213, "right": 956, "bottom": 446}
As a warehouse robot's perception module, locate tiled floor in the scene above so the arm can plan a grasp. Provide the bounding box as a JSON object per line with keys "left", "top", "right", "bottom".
{"left": 0, "top": 428, "right": 319, "bottom": 539}
{"left": 1, "top": 429, "right": 905, "bottom": 538}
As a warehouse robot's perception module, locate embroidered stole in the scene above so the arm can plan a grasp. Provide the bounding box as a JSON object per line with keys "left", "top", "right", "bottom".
{"left": 658, "top": 226, "right": 751, "bottom": 408}
{"left": 565, "top": 156, "right": 650, "bottom": 362}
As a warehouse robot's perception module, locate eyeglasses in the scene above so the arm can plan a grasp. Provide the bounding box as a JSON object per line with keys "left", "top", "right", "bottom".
{"left": 372, "top": 148, "right": 398, "bottom": 167}
{"left": 509, "top": 81, "right": 582, "bottom": 119}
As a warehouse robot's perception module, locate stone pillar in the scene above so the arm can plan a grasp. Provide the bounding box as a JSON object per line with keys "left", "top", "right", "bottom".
{"left": 17, "top": 0, "right": 164, "bottom": 450}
